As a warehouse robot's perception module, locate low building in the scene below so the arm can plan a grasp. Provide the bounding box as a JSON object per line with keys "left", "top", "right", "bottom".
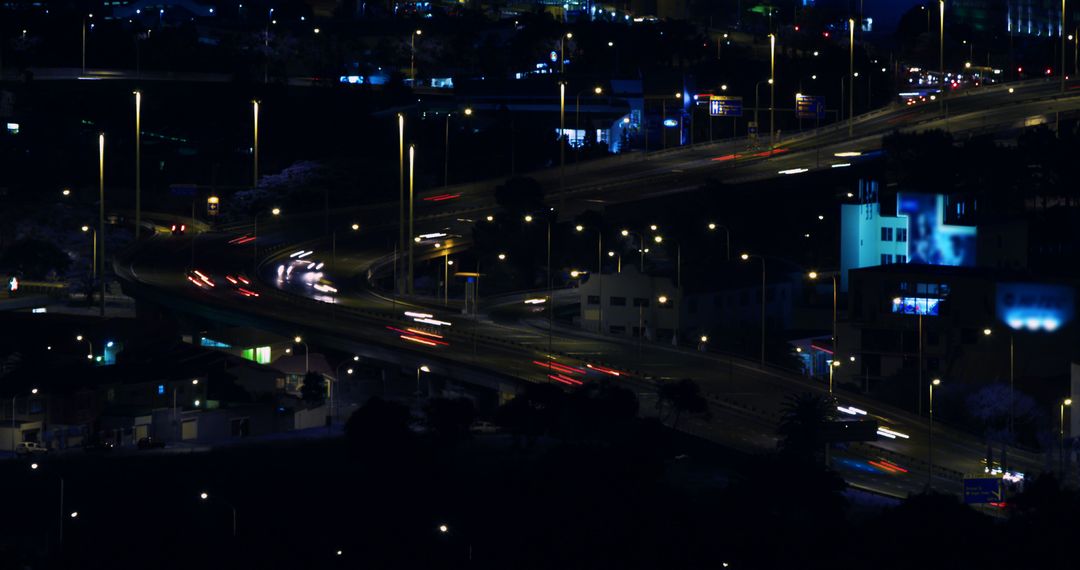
{"left": 576, "top": 266, "right": 680, "bottom": 341}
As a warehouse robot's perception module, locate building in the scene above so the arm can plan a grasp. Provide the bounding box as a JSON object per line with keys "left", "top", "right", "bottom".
{"left": 576, "top": 266, "right": 679, "bottom": 341}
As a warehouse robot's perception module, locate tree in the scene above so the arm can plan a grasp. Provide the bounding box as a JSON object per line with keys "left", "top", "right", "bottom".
{"left": 657, "top": 378, "right": 708, "bottom": 430}
{"left": 344, "top": 397, "right": 413, "bottom": 455}
{"left": 0, "top": 238, "right": 70, "bottom": 279}
{"left": 494, "top": 383, "right": 566, "bottom": 447}
{"left": 965, "top": 383, "right": 1038, "bottom": 468}
{"left": 300, "top": 371, "right": 326, "bottom": 406}
{"left": 776, "top": 392, "right": 836, "bottom": 462}
{"left": 423, "top": 397, "right": 475, "bottom": 441}
{"left": 559, "top": 382, "right": 639, "bottom": 441}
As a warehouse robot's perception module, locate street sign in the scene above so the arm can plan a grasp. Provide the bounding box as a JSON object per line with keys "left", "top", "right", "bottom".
{"left": 963, "top": 478, "right": 1003, "bottom": 504}
{"left": 747, "top": 121, "right": 758, "bottom": 139}
{"left": 796, "top": 94, "right": 826, "bottom": 120}
{"left": 207, "top": 196, "right": 220, "bottom": 216}
{"left": 709, "top": 95, "right": 743, "bottom": 117}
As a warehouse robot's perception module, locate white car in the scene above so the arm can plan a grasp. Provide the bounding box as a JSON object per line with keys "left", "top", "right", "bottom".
{"left": 14, "top": 441, "right": 49, "bottom": 456}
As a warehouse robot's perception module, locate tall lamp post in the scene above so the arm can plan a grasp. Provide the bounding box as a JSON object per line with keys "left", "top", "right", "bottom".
{"left": 740, "top": 253, "right": 766, "bottom": 367}
{"left": 10, "top": 387, "right": 39, "bottom": 452}
{"left": 575, "top": 224, "right": 603, "bottom": 333}
{"left": 559, "top": 81, "right": 566, "bottom": 192}
{"left": 1061, "top": 398, "right": 1073, "bottom": 476}
{"left": 654, "top": 234, "right": 681, "bottom": 345}
{"left": 81, "top": 226, "right": 96, "bottom": 279}
{"left": 97, "top": 133, "right": 105, "bottom": 318}
{"left": 410, "top": 29, "right": 422, "bottom": 87}
{"left": 619, "top": 229, "right": 647, "bottom": 271}
{"left": 983, "top": 327, "right": 1016, "bottom": 470}
{"left": 416, "top": 365, "right": 430, "bottom": 397}
{"left": 939, "top": 0, "right": 945, "bottom": 112}
{"left": 706, "top": 223, "right": 731, "bottom": 261}
{"left": 75, "top": 335, "right": 94, "bottom": 360}
{"left": 252, "top": 207, "right": 281, "bottom": 273}
{"left": 848, "top": 18, "right": 855, "bottom": 136}
{"left": 444, "top": 107, "right": 472, "bottom": 187}
{"left": 29, "top": 462, "right": 67, "bottom": 547}
{"left": 134, "top": 90, "right": 142, "bottom": 239}
{"left": 398, "top": 113, "right": 405, "bottom": 295}
{"left": 524, "top": 213, "right": 553, "bottom": 373}
{"left": 252, "top": 100, "right": 259, "bottom": 188}
{"left": 575, "top": 86, "right": 603, "bottom": 159}
{"left": 769, "top": 34, "right": 775, "bottom": 148}
{"left": 408, "top": 144, "right": 416, "bottom": 295}
{"left": 198, "top": 492, "right": 237, "bottom": 537}
{"left": 928, "top": 378, "right": 942, "bottom": 490}
{"left": 754, "top": 79, "right": 772, "bottom": 147}
{"left": 293, "top": 336, "right": 309, "bottom": 373}
{"left": 808, "top": 271, "right": 838, "bottom": 358}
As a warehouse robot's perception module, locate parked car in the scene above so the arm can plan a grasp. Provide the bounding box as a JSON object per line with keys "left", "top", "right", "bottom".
{"left": 137, "top": 437, "right": 166, "bottom": 450}
{"left": 83, "top": 441, "right": 115, "bottom": 454}
{"left": 469, "top": 421, "right": 501, "bottom": 435}
{"left": 14, "top": 441, "right": 49, "bottom": 456}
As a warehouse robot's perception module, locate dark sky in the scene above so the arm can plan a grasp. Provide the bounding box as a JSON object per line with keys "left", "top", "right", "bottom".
{"left": 817, "top": 0, "right": 925, "bottom": 33}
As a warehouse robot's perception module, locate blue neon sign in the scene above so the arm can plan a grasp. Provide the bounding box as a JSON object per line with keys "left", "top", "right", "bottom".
{"left": 996, "top": 283, "right": 1074, "bottom": 332}
{"left": 892, "top": 296, "right": 941, "bottom": 316}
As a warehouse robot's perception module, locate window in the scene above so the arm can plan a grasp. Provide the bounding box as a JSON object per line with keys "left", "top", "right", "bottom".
{"left": 633, "top": 298, "right": 650, "bottom": 308}
{"left": 587, "top": 295, "right": 600, "bottom": 305}
{"left": 880, "top": 254, "right": 893, "bottom": 265}
{"left": 880, "top": 227, "right": 893, "bottom": 241}
{"left": 896, "top": 255, "right": 907, "bottom": 264}
{"left": 610, "top": 296, "right": 626, "bottom": 306}
{"left": 896, "top": 228, "right": 908, "bottom": 242}
{"left": 230, "top": 418, "right": 251, "bottom": 438}
{"left": 609, "top": 325, "right": 626, "bottom": 334}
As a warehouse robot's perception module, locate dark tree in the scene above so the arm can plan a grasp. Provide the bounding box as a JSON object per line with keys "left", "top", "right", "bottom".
{"left": 0, "top": 238, "right": 71, "bottom": 279}
{"left": 344, "top": 397, "right": 413, "bottom": 454}
{"left": 494, "top": 383, "right": 566, "bottom": 447}
{"left": 776, "top": 392, "right": 836, "bottom": 462}
{"left": 423, "top": 397, "right": 475, "bottom": 442}
{"left": 299, "top": 371, "right": 326, "bottom": 406}
{"left": 657, "top": 378, "right": 708, "bottom": 429}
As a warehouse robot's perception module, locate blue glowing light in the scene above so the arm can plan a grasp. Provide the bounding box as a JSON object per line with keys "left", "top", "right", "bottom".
{"left": 997, "top": 283, "right": 1074, "bottom": 333}
{"left": 892, "top": 296, "right": 941, "bottom": 316}
{"left": 158, "top": 384, "right": 165, "bottom": 395}
{"left": 663, "top": 119, "right": 679, "bottom": 127}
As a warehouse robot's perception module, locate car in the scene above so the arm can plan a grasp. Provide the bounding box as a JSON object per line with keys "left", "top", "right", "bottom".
{"left": 225, "top": 274, "right": 259, "bottom": 297}
{"left": 186, "top": 269, "right": 215, "bottom": 289}
{"left": 137, "top": 436, "right": 166, "bottom": 450}
{"left": 14, "top": 441, "right": 49, "bottom": 456}
{"left": 83, "top": 441, "right": 115, "bottom": 454}
{"left": 469, "top": 421, "right": 501, "bottom": 435}
{"left": 170, "top": 223, "right": 187, "bottom": 235}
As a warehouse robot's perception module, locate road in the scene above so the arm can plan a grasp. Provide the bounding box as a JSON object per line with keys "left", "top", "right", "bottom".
{"left": 119, "top": 80, "right": 1071, "bottom": 499}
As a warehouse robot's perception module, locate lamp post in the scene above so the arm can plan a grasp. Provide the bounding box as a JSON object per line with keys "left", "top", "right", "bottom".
{"left": 828, "top": 360, "right": 840, "bottom": 394}
{"left": 939, "top": 0, "right": 945, "bottom": 111}
{"left": 524, "top": 214, "right": 553, "bottom": 373}
{"left": 654, "top": 234, "right": 681, "bottom": 345}
{"left": 707, "top": 223, "right": 731, "bottom": 261}
{"left": 408, "top": 144, "right": 416, "bottom": 295}
{"left": 619, "top": 229, "right": 646, "bottom": 271}
{"left": 29, "top": 462, "right": 66, "bottom": 547}
{"left": 754, "top": 79, "right": 771, "bottom": 146}
{"left": 97, "top": 133, "right": 105, "bottom": 318}
{"left": 410, "top": 29, "right": 422, "bottom": 87}
{"left": 252, "top": 207, "right": 281, "bottom": 273}
{"left": 416, "top": 365, "right": 430, "bottom": 397}
{"left": 75, "top": 335, "right": 94, "bottom": 361}
{"left": 848, "top": 18, "right": 855, "bottom": 136}
{"left": 444, "top": 254, "right": 453, "bottom": 306}
{"left": 740, "top": 253, "right": 766, "bottom": 367}
{"left": 575, "top": 86, "right": 603, "bottom": 159}
{"left": 1061, "top": 397, "right": 1073, "bottom": 475}
{"left": 560, "top": 31, "right": 572, "bottom": 75}
{"left": 576, "top": 224, "right": 603, "bottom": 333}
{"left": 81, "top": 226, "right": 96, "bottom": 280}
{"left": 10, "top": 387, "right": 39, "bottom": 453}
{"left": 198, "top": 492, "right": 237, "bottom": 537}
{"left": 134, "top": 91, "right": 142, "bottom": 240}
{"left": 769, "top": 34, "right": 775, "bottom": 149}
{"left": 929, "top": 378, "right": 942, "bottom": 490}
{"left": 293, "top": 336, "right": 309, "bottom": 373}
{"left": 808, "top": 271, "right": 838, "bottom": 358}
{"left": 398, "top": 113, "right": 405, "bottom": 296}
{"left": 1062, "top": 0, "right": 1067, "bottom": 95}
{"left": 444, "top": 107, "right": 472, "bottom": 187}
{"left": 252, "top": 100, "right": 259, "bottom": 188}
{"left": 983, "top": 327, "right": 1016, "bottom": 470}
{"left": 559, "top": 81, "right": 566, "bottom": 193}
{"left": 607, "top": 250, "right": 621, "bottom": 273}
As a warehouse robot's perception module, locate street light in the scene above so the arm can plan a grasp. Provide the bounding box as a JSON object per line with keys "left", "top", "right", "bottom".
{"left": 416, "top": 365, "right": 430, "bottom": 397}
{"left": 769, "top": 33, "right": 775, "bottom": 148}
{"left": 808, "top": 271, "right": 838, "bottom": 360}
{"left": 983, "top": 326, "right": 1017, "bottom": 470}
{"left": 574, "top": 86, "right": 604, "bottom": 156}
{"left": 253, "top": 207, "right": 281, "bottom": 273}
{"left": 410, "top": 29, "right": 422, "bottom": 87}
{"left": 1062, "top": 398, "right": 1074, "bottom": 475}
{"left": 134, "top": 90, "right": 142, "bottom": 240}
{"left": 740, "top": 253, "right": 766, "bottom": 366}
{"left": 444, "top": 107, "right": 473, "bottom": 187}
{"left": 848, "top": 18, "right": 855, "bottom": 136}
{"left": 706, "top": 223, "right": 731, "bottom": 261}
{"left": 29, "top": 462, "right": 67, "bottom": 546}
{"left": 293, "top": 336, "right": 309, "bottom": 373}
{"left": 76, "top": 335, "right": 94, "bottom": 360}
{"left": 198, "top": 491, "right": 238, "bottom": 537}
{"left": 252, "top": 100, "right": 259, "bottom": 188}
{"left": 97, "top": 132, "right": 105, "bottom": 318}
{"left": 828, "top": 360, "right": 840, "bottom": 394}
{"left": 929, "top": 378, "right": 942, "bottom": 490}
{"left": 607, "top": 250, "right": 621, "bottom": 273}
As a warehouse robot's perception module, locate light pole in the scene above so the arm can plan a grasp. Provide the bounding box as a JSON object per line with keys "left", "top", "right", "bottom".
{"left": 444, "top": 107, "right": 472, "bottom": 187}
{"left": 939, "top": 0, "right": 945, "bottom": 112}
{"left": 252, "top": 100, "right": 259, "bottom": 188}
{"left": 172, "top": 378, "right": 199, "bottom": 440}
{"left": 575, "top": 86, "right": 603, "bottom": 159}
{"left": 75, "top": 335, "right": 94, "bottom": 361}
{"left": 559, "top": 81, "right": 566, "bottom": 193}
{"left": 98, "top": 133, "right": 105, "bottom": 318}
{"left": 10, "top": 387, "right": 39, "bottom": 452}
{"left": 416, "top": 365, "right": 430, "bottom": 397}
{"left": 398, "top": 113, "right": 405, "bottom": 295}
{"left": 134, "top": 90, "right": 142, "bottom": 240}
{"left": 619, "top": 229, "right": 647, "bottom": 272}
{"left": 408, "top": 144, "right": 416, "bottom": 295}
{"left": 444, "top": 254, "right": 453, "bottom": 306}
{"left": 848, "top": 18, "right": 855, "bottom": 136}
{"left": 607, "top": 251, "right": 621, "bottom": 273}
{"left": 252, "top": 207, "right": 281, "bottom": 273}
{"left": 654, "top": 234, "right": 681, "bottom": 345}
{"left": 198, "top": 492, "right": 237, "bottom": 537}
{"left": 1061, "top": 398, "right": 1073, "bottom": 475}
{"left": 29, "top": 462, "right": 66, "bottom": 547}
{"left": 524, "top": 214, "right": 553, "bottom": 373}
{"left": 560, "top": 32, "right": 572, "bottom": 75}
{"left": 808, "top": 271, "right": 838, "bottom": 359}
{"left": 983, "top": 327, "right": 1016, "bottom": 469}
{"left": 769, "top": 34, "right": 775, "bottom": 148}
{"left": 740, "top": 253, "right": 766, "bottom": 367}
{"left": 576, "top": 224, "right": 603, "bottom": 333}
{"left": 754, "top": 79, "right": 771, "bottom": 146}
{"left": 929, "top": 378, "right": 942, "bottom": 490}
{"left": 707, "top": 223, "right": 731, "bottom": 261}
{"left": 293, "top": 336, "right": 309, "bottom": 373}
{"left": 828, "top": 360, "right": 841, "bottom": 394}
{"left": 81, "top": 226, "right": 96, "bottom": 280}
{"left": 332, "top": 361, "right": 354, "bottom": 425}
{"left": 410, "top": 29, "right": 422, "bottom": 87}
{"left": 1062, "top": 0, "right": 1068, "bottom": 94}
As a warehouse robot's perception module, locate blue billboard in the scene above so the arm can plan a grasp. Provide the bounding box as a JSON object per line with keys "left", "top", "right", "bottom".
{"left": 963, "top": 478, "right": 1003, "bottom": 504}
{"left": 891, "top": 296, "right": 941, "bottom": 316}
{"left": 996, "top": 283, "right": 1075, "bottom": 332}
{"left": 709, "top": 96, "right": 743, "bottom": 117}
{"left": 896, "top": 194, "right": 976, "bottom": 266}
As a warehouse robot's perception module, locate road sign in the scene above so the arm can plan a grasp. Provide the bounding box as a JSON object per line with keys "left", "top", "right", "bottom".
{"left": 709, "top": 95, "right": 743, "bottom": 117}
{"left": 796, "top": 94, "right": 826, "bottom": 120}
{"left": 207, "top": 196, "right": 220, "bottom": 216}
{"left": 963, "top": 478, "right": 1003, "bottom": 504}
{"left": 747, "top": 121, "right": 758, "bottom": 139}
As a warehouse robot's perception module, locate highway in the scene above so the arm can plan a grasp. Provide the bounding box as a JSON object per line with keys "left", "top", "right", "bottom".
{"left": 118, "top": 79, "right": 1074, "bottom": 499}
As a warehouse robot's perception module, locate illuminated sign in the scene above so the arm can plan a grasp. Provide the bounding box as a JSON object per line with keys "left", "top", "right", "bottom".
{"left": 897, "top": 194, "right": 976, "bottom": 266}
{"left": 795, "top": 94, "right": 825, "bottom": 120}
{"left": 549, "top": 50, "right": 558, "bottom": 62}
{"left": 892, "top": 296, "right": 941, "bottom": 316}
{"left": 207, "top": 196, "right": 220, "bottom": 216}
{"left": 663, "top": 118, "right": 679, "bottom": 127}
{"left": 996, "top": 283, "right": 1074, "bottom": 332}
{"left": 709, "top": 96, "right": 743, "bottom": 117}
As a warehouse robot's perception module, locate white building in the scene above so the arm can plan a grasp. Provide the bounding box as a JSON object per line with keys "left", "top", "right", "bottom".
{"left": 577, "top": 266, "right": 680, "bottom": 340}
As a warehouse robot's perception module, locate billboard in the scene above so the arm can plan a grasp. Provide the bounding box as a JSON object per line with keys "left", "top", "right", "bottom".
{"left": 795, "top": 94, "right": 825, "bottom": 120}
{"left": 963, "top": 478, "right": 1003, "bottom": 504}
{"left": 891, "top": 296, "right": 942, "bottom": 316}
{"left": 896, "top": 193, "right": 976, "bottom": 266}
{"left": 996, "top": 283, "right": 1075, "bottom": 332}
{"left": 709, "top": 96, "right": 743, "bottom": 117}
